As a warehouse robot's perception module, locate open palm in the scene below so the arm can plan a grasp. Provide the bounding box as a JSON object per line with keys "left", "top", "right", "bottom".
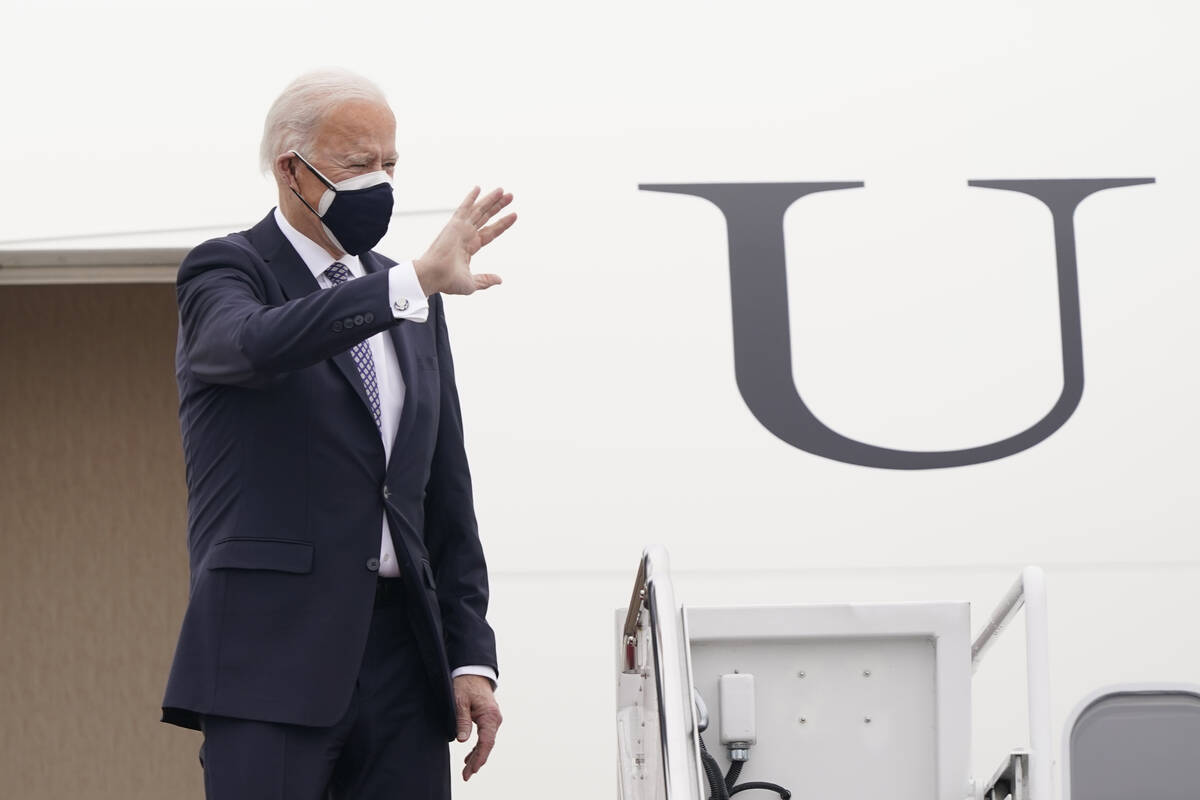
{"left": 416, "top": 187, "right": 515, "bottom": 295}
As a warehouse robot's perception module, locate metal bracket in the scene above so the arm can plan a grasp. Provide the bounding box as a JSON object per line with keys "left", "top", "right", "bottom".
{"left": 983, "top": 750, "right": 1029, "bottom": 800}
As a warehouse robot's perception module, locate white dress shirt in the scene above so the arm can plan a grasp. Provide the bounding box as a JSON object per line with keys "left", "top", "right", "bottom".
{"left": 273, "top": 208, "right": 496, "bottom": 686}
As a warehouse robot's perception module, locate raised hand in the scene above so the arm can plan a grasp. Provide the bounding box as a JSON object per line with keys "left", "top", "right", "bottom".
{"left": 415, "top": 186, "right": 515, "bottom": 296}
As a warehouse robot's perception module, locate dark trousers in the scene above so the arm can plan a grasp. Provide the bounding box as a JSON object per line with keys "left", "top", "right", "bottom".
{"left": 199, "top": 581, "right": 449, "bottom": 800}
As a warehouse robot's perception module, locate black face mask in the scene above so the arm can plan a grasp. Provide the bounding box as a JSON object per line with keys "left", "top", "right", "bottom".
{"left": 290, "top": 150, "right": 394, "bottom": 256}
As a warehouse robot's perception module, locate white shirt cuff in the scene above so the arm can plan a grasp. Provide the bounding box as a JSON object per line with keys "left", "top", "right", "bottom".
{"left": 387, "top": 261, "right": 429, "bottom": 322}
{"left": 451, "top": 665, "right": 498, "bottom": 689}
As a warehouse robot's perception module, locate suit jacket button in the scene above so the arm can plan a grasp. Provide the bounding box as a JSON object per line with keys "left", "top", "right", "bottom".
{"left": 332, "top": 320, "right": 343, "bottom": 332}
{"left": 343, "top": 317, "right": 354, "bottom": 329}
{"left": 364, "top": 312, "right": 375, "bottom": 324}
{"left": 354, "top": 314, "right": 365, "bottom": 326}
{"left": 382, "top": 486, "right": 391, "bottom": 500}
{"left": 366, "top": 557, "right": 380, "bottom": 572}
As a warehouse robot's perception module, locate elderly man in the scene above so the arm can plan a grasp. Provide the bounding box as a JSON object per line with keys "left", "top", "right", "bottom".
{"left": 161, "top": 69, "right": 512, "bottom": 800}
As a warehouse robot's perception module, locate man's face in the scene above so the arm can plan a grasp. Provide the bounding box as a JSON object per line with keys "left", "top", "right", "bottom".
{"left": 292, "top": 99, "right": 398, "bottom": 203}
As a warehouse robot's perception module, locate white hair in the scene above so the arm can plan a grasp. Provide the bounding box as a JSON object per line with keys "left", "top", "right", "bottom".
{"left": 259, "top": 68, "right": 388, "bottom": 177}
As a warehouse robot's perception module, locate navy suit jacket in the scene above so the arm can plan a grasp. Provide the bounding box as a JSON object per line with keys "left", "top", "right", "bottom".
{"left": 162, "top": 211, "right": 497, "bottom": 737}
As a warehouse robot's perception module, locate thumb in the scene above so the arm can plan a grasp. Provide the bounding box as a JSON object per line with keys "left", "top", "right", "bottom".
{"left": 456, "top": 694, "right": 473, "bottom": 742}
{"left": 473, "top": 273, "right": 502, "bottom": 291}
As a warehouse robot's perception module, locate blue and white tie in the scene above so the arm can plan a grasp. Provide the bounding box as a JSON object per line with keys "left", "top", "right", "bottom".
{"left": 325, "top": 262, "right": 381, "bottom": 430}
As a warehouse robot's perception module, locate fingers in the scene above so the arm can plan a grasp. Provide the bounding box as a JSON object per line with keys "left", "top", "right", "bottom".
{"left": 462, "top": 707, "right": 501, "bottom": 781}
{"left": 463, "top": 745, "right": 489, "bottom": 781}
{"left": 454, "top": 690, "right": 473, "bottom": 742}
{"left": 469, "top": 189, "right": 512, "bottom": 228}
{"left": 478, "top": 212, "right": 517, "bottom": 248}
{"left": 455, "top": 186, "right": 482, "bottom": 218}
{"left": 463, "top": 187, "right": 501, "bottom": 225}
{"left": 463, "top": 750, "right": 480, "bottom": 781}
{"left": 482, "top": 192, "right": 513, "bottom": 226}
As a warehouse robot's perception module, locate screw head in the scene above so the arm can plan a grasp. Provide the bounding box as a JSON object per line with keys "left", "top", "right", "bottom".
{"left": 864, "top": 716, "right": 872, "bottom": 724}
{"left": 798, "top": 671, "right": 806, "bottom": 678}
{"left": 863, "top": 669, "right": 871, "bottom": 677}
{"left": 799, "top": 716, "right": 807, "bottom": 724}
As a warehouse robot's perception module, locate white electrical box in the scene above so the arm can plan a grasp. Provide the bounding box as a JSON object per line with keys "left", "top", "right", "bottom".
{"left": 718, "top": 673, "right": 757, "bottom": 746}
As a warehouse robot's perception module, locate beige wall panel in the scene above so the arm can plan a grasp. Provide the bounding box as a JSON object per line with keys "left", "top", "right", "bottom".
{"left": 0, "top": 285, "right": 202, "bottom": 799}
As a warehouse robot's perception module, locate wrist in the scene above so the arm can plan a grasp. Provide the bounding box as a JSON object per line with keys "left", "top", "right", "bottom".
{"left": 413, "top": 255, "right": 437, "bottom": 296}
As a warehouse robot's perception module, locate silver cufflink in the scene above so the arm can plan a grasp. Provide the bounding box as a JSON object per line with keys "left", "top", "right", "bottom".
{"left": 393, "top": 298, "right": 409, "bottom": 312}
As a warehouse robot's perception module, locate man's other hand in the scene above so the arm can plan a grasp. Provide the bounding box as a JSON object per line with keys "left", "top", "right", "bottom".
{"left": 415, "top": 186, "right": 515, "bottom": 296}
{"left": 453, "top": 674, "right": 502, "bottom": 781}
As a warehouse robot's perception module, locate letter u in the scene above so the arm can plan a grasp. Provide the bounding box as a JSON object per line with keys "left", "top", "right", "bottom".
{"left": 640, "top": 178, "right": 1153, "bottom": 469}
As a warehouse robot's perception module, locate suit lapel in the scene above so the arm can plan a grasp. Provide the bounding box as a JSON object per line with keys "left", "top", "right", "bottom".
{"left": 361, "top": 251, "right": 422, "bottom": 466}
{"left": 249, "top": 212, "right": 375, "bottom": 425}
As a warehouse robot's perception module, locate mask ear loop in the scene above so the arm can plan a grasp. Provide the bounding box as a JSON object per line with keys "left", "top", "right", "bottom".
{"left": 287, "top": 150, "right": 336, "bottom": 218}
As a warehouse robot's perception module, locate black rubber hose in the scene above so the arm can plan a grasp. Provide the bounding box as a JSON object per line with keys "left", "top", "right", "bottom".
{"left": 728, "top": 781, "right": 792, "bottom": 800}
{"left": 702, "top": 754, "right": 727, "bottom": 800}
{"left": 697, "top": 737, "right": 731, "bottom": 800}
{"left": 724, "top": 760, "right": 744, "bottom": 791}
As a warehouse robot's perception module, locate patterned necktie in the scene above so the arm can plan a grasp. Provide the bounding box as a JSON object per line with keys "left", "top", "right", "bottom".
{"left": 324, "top": 262, "right": 381, "bottom": 430}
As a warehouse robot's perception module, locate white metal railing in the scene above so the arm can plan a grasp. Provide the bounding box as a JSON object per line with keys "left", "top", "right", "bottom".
{"left": 623, "top": 545, "right": 703, "bottom": 800}
{"left": 972, "top": 566, "right": 1052, "bottom": 800}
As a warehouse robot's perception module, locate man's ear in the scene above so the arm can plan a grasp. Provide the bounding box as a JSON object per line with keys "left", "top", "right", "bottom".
{"left": 275, "top": 153, "right": 299, "bottom": 191}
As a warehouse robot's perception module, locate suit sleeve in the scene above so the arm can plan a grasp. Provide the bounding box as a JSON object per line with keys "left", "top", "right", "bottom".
{"left": 423, "top": 296, "right": 499, "bottom": 675}
{"left": 177, "top": 237, "right": 396, "bottom": 387}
